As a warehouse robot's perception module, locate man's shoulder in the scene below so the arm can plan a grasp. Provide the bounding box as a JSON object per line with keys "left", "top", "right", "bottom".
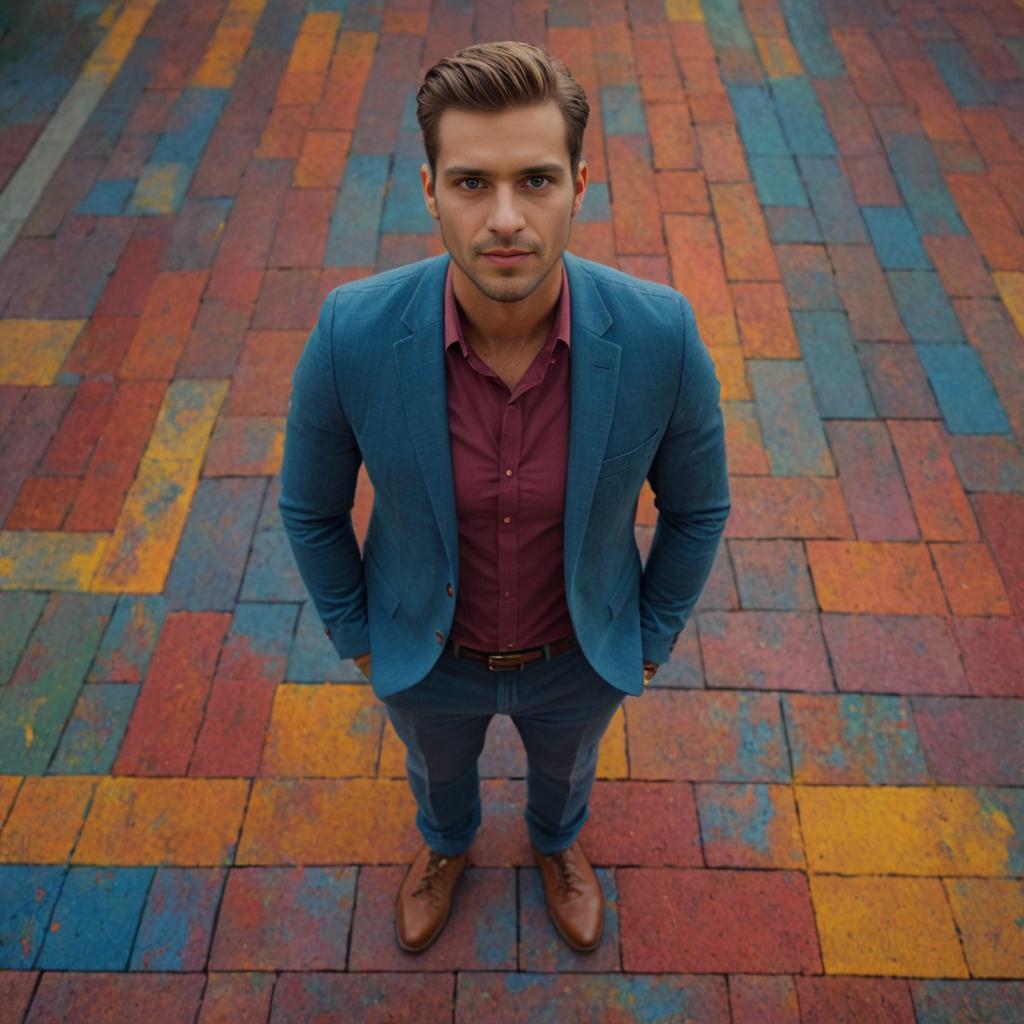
{"left": 566, "top": 252, "right": 690, "bottom": 322}
{"left": 325, "top": 255, "right": 445, "bottom": 312}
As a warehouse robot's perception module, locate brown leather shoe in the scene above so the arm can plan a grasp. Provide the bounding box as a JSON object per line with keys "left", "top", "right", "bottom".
{"left": 395, "top": 843, "right": 470, "bottom": 952}
{"left": 531, "top": 840, "right": 604, "bottom": 952}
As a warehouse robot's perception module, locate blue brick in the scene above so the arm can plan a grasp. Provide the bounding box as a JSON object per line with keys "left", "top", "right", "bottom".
{"left": 770, "top": 77, "right": 836, "bottom": 157}
{"left": 578, "top": 181, "right": 611, "bottom": 222}
{"left": 927, "top": 40, "right": 994, "bottom": 107}
{"left": 77, "top": 179, "right": 133, "bottom": 216}
{"left": 381, "top": 157, "right": 436, "bottom": 234}
{"left": 913, "top": 980, "right": 1024, "bottom": 1024}
{"left": 220, "top": 601, "right": 299, "bottom": 677}
{"left": 548, "top": 0, "right": 590, "bottom": 26}
{"left": 779, "top": 0, "right": 845, "bottom": 77}
{"left": 799, "top": 157, "right": 869, "bottom": 244}
{"left": 728, "top": 84, "right": 790, "bottom": 156}
{"left": 765, "top": 206, "right": 822, "bottom": 243}
{"left": 601, "top": 86, "right": 648, "bottom": 135}
{"left": 89, "top": 595, "right": 167, "bottom": 683}
{"left": 241, "top": 528, "right": 310, "bottom": 602}
{"left": 0, "top": 865, "right": 65, "bottom": 968}
{"left": 749, "top": 155, "right": 808, "bottom": 207}
{"left": 703, "top": 0, "right": 756, "bottom": 54}
{"left": 793, "top": 311, "right": 875, "bottom": 418}
{"left": 130, "top": 868, "right": 226, "bottom": 971}
{"left": 151, "top": 88, "right": 227, "bottom": 165}
{"left": 749, "top": 360, "right": 834, "bottom": 475}
{"left": 888, "top": 271, "right": 964, "bottom": 343}
{"left": 0, "top": 592, "right": 45, "bottom": 688}
{"left": 325, "top": 153, "right": 390, "bottom": 267}
{"left": 258, "top": 475, "right": 283, "bottom": 530}
{"left": 885, "top": 134, "right": 966, "bottom": 237}
{"left": 288, "top": 601, "right": 365, "bottom": 683}
{"left": 37, "top": 866, "right": 153, "bottom": 971}
{"left": 49, "top": 683, "right": 137, "bottom": 774}
{"left": 862, "top": 206, "right": 931, "bottom": 269}
{"left": 916, "top": 344, "right": 1012, "bottom": 435}
{"left": 165, "top": 477, "right": 265, "bottom": 612}
{"left": 251, "top": 3, "right": 303, "bottom": 51}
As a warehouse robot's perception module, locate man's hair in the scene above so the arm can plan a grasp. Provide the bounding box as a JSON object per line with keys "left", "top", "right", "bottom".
{"left": 416, "top": 41, "right": 590, "bottom": 178}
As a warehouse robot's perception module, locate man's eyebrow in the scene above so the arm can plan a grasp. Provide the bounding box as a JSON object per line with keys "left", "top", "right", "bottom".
{"left": 441, "top": 163, "right": 565, "bottom": 178}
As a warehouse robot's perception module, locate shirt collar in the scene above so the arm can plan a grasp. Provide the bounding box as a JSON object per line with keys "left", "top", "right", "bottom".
{"left": 444, "top": 261, "right": 571, "bottom": 357}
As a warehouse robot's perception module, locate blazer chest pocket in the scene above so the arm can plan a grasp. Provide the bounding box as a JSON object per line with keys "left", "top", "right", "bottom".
{"left": 597, "top": 428, "right": 661, "bottom": 481}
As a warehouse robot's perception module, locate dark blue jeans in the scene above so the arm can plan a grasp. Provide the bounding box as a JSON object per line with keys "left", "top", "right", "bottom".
{"left": 381, "top": 644, "right": 627, "bottom": 857}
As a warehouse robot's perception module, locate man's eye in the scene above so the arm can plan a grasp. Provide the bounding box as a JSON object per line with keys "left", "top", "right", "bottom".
{"left": 527, "top": 176, "right": 551, "bottom": 188}
{"left": 459, "top": 178, "right": 483, "bottom": 190}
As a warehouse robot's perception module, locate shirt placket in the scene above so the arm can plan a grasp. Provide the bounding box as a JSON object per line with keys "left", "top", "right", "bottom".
{"left": 497, "top": 397, "right": 522, "bottom": 649}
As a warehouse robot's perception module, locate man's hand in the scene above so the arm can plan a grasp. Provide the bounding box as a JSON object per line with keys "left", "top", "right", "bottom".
{"left": 643, "top": 660, "right": 659, "bottom": 686}
{"left": 354, "top": 651, "right": 372, "bottom": 680}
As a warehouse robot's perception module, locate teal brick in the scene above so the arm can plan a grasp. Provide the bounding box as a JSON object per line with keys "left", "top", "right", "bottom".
{"left": 771, "top": 77, "right": 836, "bottom": 157}
{"left": 0, "top": 866, "right": 65, "bottom": 969}
{"left": 151, "top": 88, "right": 228, "bottom": 165}
{"left": 888, "top": 271, "right": 964, "bottom": 343}
{"left": 381, "top": 157, "right": 436, "bottom": 234}
{"left": 886, "top": 134, "right": 966, "bottom": 237}
{"left": 0, "top": 592, "right": 45, "bottom": 688}
{"left": 765, "top": 206, "right": 822, "bottom": 243}
{"left": 728, "top": 84, "right": 789, "bottom": 156}
{"left": 800, "top": 157, "right": 868, "bottom": 244}
{"left": 601, "top": 86, "right": 648, "bottom": 135}
{"left": 916, "top": 344, "right": 1012, "bottom": 435}
{"left": 577, "top": 181, "right": 610, "bottom": 222}
{"left": 793, "top": 311, "right": 875, "bottom": 419}
{"left": 49, "top": 683, "right": 137, "bottom": 774}
{"left": 288, "top": 601, "right": 365, "bottom": 683}
{"left": 750, "top": 155, "right": 807, "bottom": 207}
{"left": 779, "top": 0, "right": 845, "bottom": 77}
{"left": 927, "top": 40, "right": 993, "bottom": 107}
{"left": 88, "top": 595, "right": 167, "bottom": 684}
{"left": 325, "top": 153, "right": 390, "bottom": 267}
{"left": 863, "top": 207, "right": 932, "bottom": 269}
{"left": 77, "top": 179, "right": 133, "bottom": 216}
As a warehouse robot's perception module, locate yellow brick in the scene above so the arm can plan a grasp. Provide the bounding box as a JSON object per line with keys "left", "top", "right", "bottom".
{"left": 810, "top": 874, "right": 968, "bottom": 977}
{"left": 262, "top": 684, "right": 384, "bottom": 777}
{"left": 797, "top": 785, "right": 1016, "bottom": 876}
{"left": 0, "top": 776, "right": 20, "bottom": 823}
{"left": 0, "top": 776, "right": 97, "bottom": 863}
{"left": 289, "top": 12, "right": 341, "bottom": 74}
{"left": 0, "top": 531, "right": 109, "bottom": 591}
{"left": 666, "top": 0, "right": 704, "bottom": 22}
{"left": 755, "top": 36, "right": 805, "bottom": 78}
{"left": 944, "top": 878, "right": 1024, "bottom": 978}
{"left": 146, "top": 379, "right": 228, "bottom": 463}
{"left": 129, "top": 163, "right": 186, "bottom": 215}
{"left": 597, "top": 704, "right": 628, "bottom": 779}
{"left": 74, "top": 777, "right": 249, "bottom": 865}
{"left": 335, "top": 29, "right": 377, "bottom": 58}
{"left": 0, "top": 319, "right": 84, "bottom": 386}
{"left": 237, "top": 778, "right": 419, "bottom": 864}
{"left": 709, "top": 345, "right": 751, "bottom": 399}
{"left": 91, "top": 459, "right": 198, "bottom": 594}
{"left": 83, "top": 1, "right": 158, "bottom": 83}
{"left": 993, "top": 271, "right": 1024, "bottom": 339}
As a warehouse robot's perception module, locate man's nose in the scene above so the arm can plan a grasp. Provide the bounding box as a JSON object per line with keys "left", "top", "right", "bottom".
{"left": 486, "top": 186, "right": 527, "bottom": 236}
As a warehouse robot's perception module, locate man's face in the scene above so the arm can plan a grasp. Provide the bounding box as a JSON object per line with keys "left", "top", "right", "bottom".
{"left": 421, "top": 100, "right": 587, "bottom": 304}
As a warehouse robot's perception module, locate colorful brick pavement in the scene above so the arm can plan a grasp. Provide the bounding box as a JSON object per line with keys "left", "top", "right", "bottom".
{"left": 0, "top": 0, "right": 1023, "bottom": 1020}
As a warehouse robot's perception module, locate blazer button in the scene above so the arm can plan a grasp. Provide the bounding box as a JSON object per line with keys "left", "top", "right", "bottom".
{"left": 435, "top": 630, "right": 444, "bottom": 645}
{"left": 446, "top": 583, "right": 453, "bottom": 597}
{"left": 324, "top": 626, "right": 332, "bottom": 638}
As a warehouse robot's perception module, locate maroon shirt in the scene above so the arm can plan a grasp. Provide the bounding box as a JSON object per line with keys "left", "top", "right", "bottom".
{"left": 444, "top": 263, "right": 574, "bottom": 652}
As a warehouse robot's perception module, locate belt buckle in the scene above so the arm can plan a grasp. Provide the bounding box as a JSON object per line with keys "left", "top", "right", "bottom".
{"left": 487, "top": 653, "right": 522, "bottom": 671}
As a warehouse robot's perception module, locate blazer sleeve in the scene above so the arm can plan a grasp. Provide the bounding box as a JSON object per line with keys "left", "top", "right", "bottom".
{"left": 640, "top": 294, "right": 731, "bottom": 663}
{"left": 279, "top": 289, "right": 371, "bottom": 659}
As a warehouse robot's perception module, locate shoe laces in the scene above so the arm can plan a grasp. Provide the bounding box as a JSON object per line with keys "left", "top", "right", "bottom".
{"left": 411, "top": 850, "right": 451, "bottom": 905}
{"left": 548, "top": 846, "right": 585, "bottom": 899}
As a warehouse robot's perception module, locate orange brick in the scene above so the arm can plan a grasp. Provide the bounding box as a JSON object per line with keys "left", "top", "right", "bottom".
{"left": 119, "top": 272, "right": 208, "bottom": 380}
{"left": 829, "top": 245, "right": 907, "bottom": 342}
{"left": 313, "top": 33, "right": 376, "bottom": 131}
{"left": 618, "top": 255, "right": 671, "bottom": 286}
{"left": 649, "top": 104, "right": 698, "bottom": 169}
{"left": 887, "top": 420, "right": 978, "bottom": 542}
{"left": 832, "top": 28, "right": 902, "bottom": 105}
{"left": 723, "top": 401, "right": 770, "bottom": 475}
{"left": 0, "top": 776, "right": 96, "bottom": 863}
{"left": 275, "top": 71, "right": 324, "bottom": 106}
{"left": 641, "top": 74, "right": 687, "bottom": 106}
{"left": 382, "top": 9, "right": 428, "bottom": 33}
{"left": 923, "top": 236, "right": 996, "bottom": 299}
{"left": 731, "top": 282, "right": 800, "bottom": 358}
{"left": 656, "top": 170, "right": 710, "bottom": 213}
{"left": 806, "top": 541, "right": 948, "bottom": 614}
{"left": 697, "top": 123, "right": 749, "bottom": 182}
{"left": 679, "top": 58, "right": 732, "bottom": 124}
{"left": 711, "top": 182, "right": 779, "bottom": 281}
{"left": 726, "top": 478, "right": 854, "bottom": 539}
{"left": 5, "top": 476, "right": 81, "bottom": 530}
{"left": 568, "top": 220, "right": 616, "bottom": 265}
{"left": 256, "top": 105, "right": 311, "bottom": 160}
{"left": 665, "top": 214, "right": 739, "bottom": 346}
{"left": 709, "top": 346, "right": 750, "bottom": 400}
{"left": 633, "top": 36, "right": 677, "bottom": 76}
{"left": 607, "top": 136, "right": 665, "bottom": 254}
{"left": 946, "top": 174, "right": 1024, "bottom": 272}
{"left": 930, "top": 543, "right": 1013, "bottom": 617}
{"left": 294, "top": 130, "right": 349, "bottom": 190}
{"left": 670, "top": 21, "right": 715, "bottom": 61}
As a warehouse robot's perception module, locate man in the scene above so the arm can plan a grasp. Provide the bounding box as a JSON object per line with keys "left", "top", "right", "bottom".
{"left": 280, "top": 41, "right": 730, "bottom": 956}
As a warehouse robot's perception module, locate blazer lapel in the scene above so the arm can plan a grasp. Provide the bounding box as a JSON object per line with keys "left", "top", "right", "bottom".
{"left": 563, "top": 253, "right": 620, "bottom": 587}
{"left": 393, "top": 256, "right": 459, "bottom": 582}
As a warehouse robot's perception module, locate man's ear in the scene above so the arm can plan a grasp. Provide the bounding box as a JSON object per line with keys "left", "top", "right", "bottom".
{"left": 421, "top": 163, "right": 439, "bottom": 220}
{"left": 571, "top": 158, "right": 588, "bottom": 219}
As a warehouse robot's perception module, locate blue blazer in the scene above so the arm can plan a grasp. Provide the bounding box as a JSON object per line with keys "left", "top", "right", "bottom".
{"left": 280, "top": 251, "right": 730, "bottom": 699}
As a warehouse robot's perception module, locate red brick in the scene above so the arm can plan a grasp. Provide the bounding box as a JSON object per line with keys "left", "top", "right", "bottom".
{"left": 268, "top": 188, "right": 335, "bottom": 269}
{"left": 190, "top": 678, "right": 276, "bottom": 777}
{"left": 655, "top": 169, "right": 709, "bottom": 213}
{"left": 671, "top": 21, "right": 716, "bottom": 61}
{"left": 38, "top": 378, "right": 115, "bottom": 476}
{"left": 731, "top": 282, "right": 799, "bottom": 357}
{"left": 730, "top": 975, "right": 801, "bottom": 1024}
{"left": 648, "top": 103, "right": 698, "bottom": 169}
{"left": 314, "top": 33, "right": 375, "bottom": 130}
{"left": 5, "top": 475, "right": 80, "bottom": 530}
{"left": 814, "top": 78, "right": 881, "bottom": 159}
{"left": 696, "top": 784, "right": 805, "bottom": 870}
{"left": 196, "top": 972, "right": 274, "bottom": 1024}
{"left": 888, "top": 420, "right": 978, "bottom": 541}
{"left": 25, "top": 974, "right": 204, "bottom": 1024}
{"left": 698, "top": 611, "right": 833, "bottom": 691}
{"left": 177, "top": 298, "right": 253, "bottom": 379}
{"left": 843, "top": 154, "right": 902, "bottom": 206}
{"left": 679, "top": 58, "right": 732, "bottom": 124}
{"left": 712, "top": 183, "right": 778, "bottom": 281}
{"left": 255, "top": 104, "right": 311, "bottom": 160}
{"left": 641, "top": 73, "right": 687, "bottom": 106}
{"left": 217, "top": 161, "right": 293, "bottom": 270}
{"left": 618, "top": 867, "right": 821, "bottom": 972}
{"left": 94, "top": 221, "right": 170, "bottom": 317}
{"left": 251, "top": 268, "right": 320, "bottom": 330}
{"left": 568, "top": 220, "right": 616, "bottom": 264}
{"left": 607, "top": 135, "right": 664, "bottom": 254}
{"left": 271, "top": 974, "right": 453, "bottom": 1024}
{"left": 855, "top": 342, "right": 939, "bottom": 419}
{"left": 953, "top": 617, "right": 1024, "bottom": 698}
{"left": 665, "top": 214, "right": 738, "bottom": 346}
{"left": 0, "top": 971, "right": 37, "bottom": 1024}
{"left": 776, "top": 244, "right": 839, "bottom": 310}
{"left": 946, "top": 173, "right": 1024, "bottom": 272}
{"left": 832, "top": 28, "right": 902, "bottom": 105}
{"left": 617, "top": 254, "right": 671, "bottom": 285}
{"left": 114, "top": 612, "right": 230, "bottom": 776}
{"left": 829, "top": 245, "right": 907, "bottom": 342}
{"left": 694, "top": 541, "right": 739, "bottom": 611}
{"left": 795, "top": 977, "right": 916, "bottom": 1024}
{"left": 963, "top": 110, "right": 1023, "bottom": 165}
{"left": 226, "top": 330, "right": 306, "bottom": 416}
{"left": 890, "top": 59, "right": 967, "bottom": 144}
{"left": 806, "top": 541, "right": 948, "bottom": 615}
{"left": 192, "top": 130, "right": 258, "bottom": 199}
{"left": 991, "top": 164, "right": 1024, "bottom": 231}
{"left": 931, "top": 542, "right": 1013, "bottom": 617}
{"left": 725, "top": 477, "right": 854, "bottom": 539}
{"left": 586, "top": 780, "right": 702, "bottom": 866}
{"left": 823, "top": 614, "right": 968, "bottom": 695}
{"left": 971, "top": 494, "right": 1024, "bottom": 618}
{"left": 294, "top": 129, "right": 350, "bottom": 189}
{"left": 697, "top": 123, "right": 748, "bottom": 182}
{"left": 923, "top": 235, "right": 995, "bottom": 299}
{"left": 825, "top": 421, "right": 917, "bottom": 541}
{"left": 65, "top": 380, "right": 166, "bottom": 532}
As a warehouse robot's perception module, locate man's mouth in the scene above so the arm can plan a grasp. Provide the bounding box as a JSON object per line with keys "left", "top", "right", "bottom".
{"left": 481, "top": 250, "right": 532, "bottom": 266}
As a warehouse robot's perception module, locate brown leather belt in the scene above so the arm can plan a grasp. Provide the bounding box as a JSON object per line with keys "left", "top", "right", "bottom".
{"left": 447, "top": 634, "right": 578, "bottom": 671}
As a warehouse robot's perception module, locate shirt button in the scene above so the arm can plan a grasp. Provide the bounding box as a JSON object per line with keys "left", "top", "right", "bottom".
{"left": 505, "top": 469, "right": 512, "bottom": 476}
{"left": 435, "top": 630, "right": 444, "bottom": 645}
{"left": 503, "top": 516, "right": 511, "bottom": 524}
{"left": 446, "top": 583, "right": 454, "bottom": 597}
{"left": 504, "top": 590, "right": 511, "bottom": 598}
{"left": 324, "top": 626, "right": 332, "bottom": 638}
